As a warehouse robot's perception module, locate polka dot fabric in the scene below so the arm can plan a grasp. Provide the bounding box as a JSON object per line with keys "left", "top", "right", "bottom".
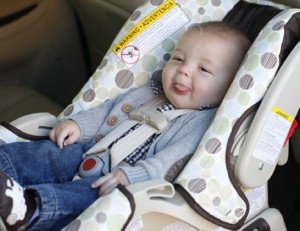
{"left": 63, "top": 188, "right": 132, "bottom": 231}
{"left": 175, "top": 7, "right": 300, "bottom": 228}
{"left": 61, "top": 0, "right": 300, "bottom": 230}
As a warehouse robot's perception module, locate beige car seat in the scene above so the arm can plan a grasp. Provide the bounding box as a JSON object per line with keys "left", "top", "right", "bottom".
{"left": 0, "top": 0, "right": 300, "bottom": 230}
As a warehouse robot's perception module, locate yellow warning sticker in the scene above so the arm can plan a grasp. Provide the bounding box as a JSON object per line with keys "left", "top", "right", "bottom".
{"left": 113, "top": 0, "right": 176, "bottom": 54}
{"left": 271, "top": 107, "right": 293, "bottom": 122}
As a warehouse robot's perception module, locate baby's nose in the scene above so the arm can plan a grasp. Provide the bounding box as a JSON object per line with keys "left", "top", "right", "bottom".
{"left": 177, "top": 64, "right": 191, "bottom": 77}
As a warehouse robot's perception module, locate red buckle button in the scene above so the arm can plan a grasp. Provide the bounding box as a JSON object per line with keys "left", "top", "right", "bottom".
{"left": 82, "top": 158, "right": 96, "bottom": 171}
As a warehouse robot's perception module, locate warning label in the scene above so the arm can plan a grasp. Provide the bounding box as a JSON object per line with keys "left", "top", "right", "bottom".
{"left": 114, "top": 0, "right": 189, "bottom": 68}
{"left": 253, "top": 107, "right": 293, "bottom": 164}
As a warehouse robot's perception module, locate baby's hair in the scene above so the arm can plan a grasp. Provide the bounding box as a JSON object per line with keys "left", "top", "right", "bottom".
{"left": 187, "top": 21, "right": 251, "bottom": 58}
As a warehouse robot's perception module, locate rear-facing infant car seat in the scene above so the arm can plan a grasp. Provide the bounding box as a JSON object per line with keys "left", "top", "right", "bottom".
{"left": 1, "top": 0, "right": 300, "bottom": 230}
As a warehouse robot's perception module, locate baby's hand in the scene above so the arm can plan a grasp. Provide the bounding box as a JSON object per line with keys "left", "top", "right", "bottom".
{"left": 49, "top": 120, "right": 80, "bottom": 148}
{"left": 91, "top": 169, "right": 129, "bottom": 196}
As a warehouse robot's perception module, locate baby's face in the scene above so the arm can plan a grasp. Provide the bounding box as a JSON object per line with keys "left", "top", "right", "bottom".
{"left": 162, "top": 29, "right": 237, "bottom": 109}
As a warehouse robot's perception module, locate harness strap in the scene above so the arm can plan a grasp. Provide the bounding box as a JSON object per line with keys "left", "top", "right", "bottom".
{"left": 110, "top": 109, "right": 191, "bottom": 167}
{"left": 84, "top": 95, "right": 192, "bottom": 167}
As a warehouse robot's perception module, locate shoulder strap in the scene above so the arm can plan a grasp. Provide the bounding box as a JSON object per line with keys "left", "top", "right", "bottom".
{"left": 84, "top": 95, "right": 193, "bottom": 167}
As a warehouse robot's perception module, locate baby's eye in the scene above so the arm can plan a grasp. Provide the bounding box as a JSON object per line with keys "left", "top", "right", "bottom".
{"left": 199, "top": 66, "right": 210, "bottom": 73}
{"left": 172, "top": 57, "right": 183, "bottom": 62}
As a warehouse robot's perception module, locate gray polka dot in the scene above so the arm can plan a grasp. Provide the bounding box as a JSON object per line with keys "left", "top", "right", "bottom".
{"left": 188, "top": 178, "right": 207, "bottom": 193}
{"left": 115, "top": 70, "right": 134, "bottom": 89}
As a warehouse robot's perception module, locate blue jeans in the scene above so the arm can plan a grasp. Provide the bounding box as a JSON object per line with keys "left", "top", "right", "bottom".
{"left": 0, "top": 140, "right": 99, "bottom": 231}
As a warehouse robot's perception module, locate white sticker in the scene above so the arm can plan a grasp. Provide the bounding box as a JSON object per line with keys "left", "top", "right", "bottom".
{"left": 125, "top": 216, "right": 144, "bottom": 231}
{"left": 253, "top": 107, "right": 292, "bottom": 164}
{"left": 163, "top": 220, "right": 198, "bottom": 231}
{"left": 244, "top": 184, "right": 266, "bottom": 218}
{"left": 114, "top": 0, "right": 189, "bottom": 68}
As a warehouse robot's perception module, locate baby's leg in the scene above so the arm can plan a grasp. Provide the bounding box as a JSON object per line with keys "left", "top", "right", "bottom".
{"left": 27, "top": 176, "right": 99, "bottom": 231}
{"left": 0, "top": 170, "right": 99, "bottom": 231}
{"left": 0, "top": 140, "right": 89, "bottom": 186}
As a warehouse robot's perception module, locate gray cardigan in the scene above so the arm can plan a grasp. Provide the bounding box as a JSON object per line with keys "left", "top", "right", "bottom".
{"left": 69, "top": 86, "right": 217, "bottom": 184}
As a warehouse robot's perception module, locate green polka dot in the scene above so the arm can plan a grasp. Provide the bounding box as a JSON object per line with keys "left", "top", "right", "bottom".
{"left": 268, "top": 32, "right": 280, "bottom": 42}
{"left": 141, "top": 55, "right": 158, "bottom": 71}
{"left": 162, "top": 39, "right": 175, "bottom": 52}
{"left": 176, "top": 177, "right": 188, "bottom": 187}
{"left": 116, "top": 60, "right": 125, "bottom": 69}
{"left": 200, "top": 156, "right": 215, "bottom": 168}
{"left": 16, "top": 138, "right": 26, "bottom": 142}
{"left": 237, "top": 92, "right": 251, "bottom": 106}
{"left": 212, "top": 116, "right": 231, "bottom": 135}
{"left": 108, "top": 214, "right": 126, "bottom": 230}
{"left": 225, "top": 82, "right": 239, "bottom": 99}
{"left": 207, "top": 179, "right": 221, "bottom": 194}
{"left": 212, "top": 9, "right": 226, "bottom": 20}
{"left": 244, "top": 54, "right": 260, "bottom": 71}
{"left": 81, "top": 206, "right": 96, "bottom": 220}
{"left": 125, "top": 23, "right": 135, "bottom": 32}
{"left": 109, "top": 88, "right": 121, "bottom": 99}
{"left": 197, "top": 0, "right": 209, "bottom": 5}
{"left": 74, "top": 90, "right": 83, "bottom": 102}
{"left": 182, "top": 8, "right": 193, "bottom": 19}
{"left": 135, "top": 72, "right": 150, "bottom": 86}
{"left": 92, "top": 71, "right": 102, "bottom": 80}
{"left": 96, "top": 87, "right": 109, "bottom": 99}
{"left": 202, "top": 16, "right": 211, "bottom": 22}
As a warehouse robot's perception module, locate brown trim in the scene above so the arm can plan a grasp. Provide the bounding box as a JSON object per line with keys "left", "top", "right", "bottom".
{"left": 174, "top": 103, "right": 261, "bottom": 230}
{"left": 174, "top": 184, "right": 246, "bottom": 230}
{"left": 118, "top": 184, "right": 136, "bottom": 231}
{"left": 0, "top": 121, "right": 49, "bottom": 141}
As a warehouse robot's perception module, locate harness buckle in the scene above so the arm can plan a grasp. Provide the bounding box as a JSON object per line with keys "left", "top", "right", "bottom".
{"left": 129, "top": 108, "right": 169, "bottom": 132}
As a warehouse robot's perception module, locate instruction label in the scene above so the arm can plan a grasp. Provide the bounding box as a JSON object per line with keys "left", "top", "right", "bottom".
{"left": 253, "top": 107, "right": 293, "bottom": 164}
{"left": 113, "top": 0, "right": 189, "bottom": 68}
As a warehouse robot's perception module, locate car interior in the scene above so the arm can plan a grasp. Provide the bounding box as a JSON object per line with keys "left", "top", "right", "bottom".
{"left": 1, "top": 0, "right": 300, "bottom": 230}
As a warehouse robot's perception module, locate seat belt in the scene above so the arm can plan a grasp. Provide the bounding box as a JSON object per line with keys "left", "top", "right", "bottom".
{"left": 83, "top": 95, "right": 193, "bottom": 168}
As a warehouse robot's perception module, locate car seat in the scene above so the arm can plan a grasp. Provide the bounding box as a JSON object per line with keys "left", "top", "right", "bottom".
{"left": 0, "top": 0, "right": 300, "bottom": 230}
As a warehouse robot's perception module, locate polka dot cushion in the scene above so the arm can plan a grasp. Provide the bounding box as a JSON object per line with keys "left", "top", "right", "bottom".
{"left": 175, "top": 7, "right": 300, "bottom": 230}
{"left": 63, "top": 187, "right": 133, "bottom": 231}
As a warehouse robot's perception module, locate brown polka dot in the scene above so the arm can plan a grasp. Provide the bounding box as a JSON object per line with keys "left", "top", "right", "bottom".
{"left": 235, "top": 208, "right": 245, "bottom": 218}
{"left": 63, "top": 105, "right": 74, "bottom": 116}
{"left": 98, "top": 59, "right": 108, "bottom": 70}
{"left": 115, "top": 70, "right": 134, "bottom": 89}
{"left": 239, "top": 74, "right": 254, "bottom": 90}
{"left": 205, "top": 138, "right": 221, "bottom": 154}
{"left": 188, "top": 178, "right": 206, "bottom": 193}
{"left": 64, "top": 219, "right": 81, "bottom": 231}
{"left": 96, "top": 212, "right": 107, "bottom": 223}
{"left": 150, "top": 0, "right": 164, "bottom": 6}
{"left": 198, "top": 7, "right": 205, "bottom": 15}
{"left": 212, "top": 196, "right": 221, "bottom": 207}
{"left": 211, "top": 0, "right": 221, "bottom": 6}
{"left": 261, "top": 52, "right": 277, "bottom": 69}
{"left": 83, "top": 89, "right": 96, "bottom": 102}
{"left": 131, "top": 11, "right": 141, "bottom": 21}
{"left": 272, "top": 20, "right": 285, "bottom": 31}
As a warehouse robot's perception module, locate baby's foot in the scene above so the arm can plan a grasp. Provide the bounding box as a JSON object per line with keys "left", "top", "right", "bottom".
{"left": 0, "top": 171, "right": 36, "bottom": 231}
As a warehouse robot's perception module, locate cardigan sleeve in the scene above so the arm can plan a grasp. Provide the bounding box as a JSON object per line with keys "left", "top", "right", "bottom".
{"left": 117, "top": 108, "right": 217, "bottom": 184}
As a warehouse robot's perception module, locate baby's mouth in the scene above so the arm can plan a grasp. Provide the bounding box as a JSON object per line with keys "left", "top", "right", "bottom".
{"left": 172, "top": 83, "right": 191, "bottom": 95}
